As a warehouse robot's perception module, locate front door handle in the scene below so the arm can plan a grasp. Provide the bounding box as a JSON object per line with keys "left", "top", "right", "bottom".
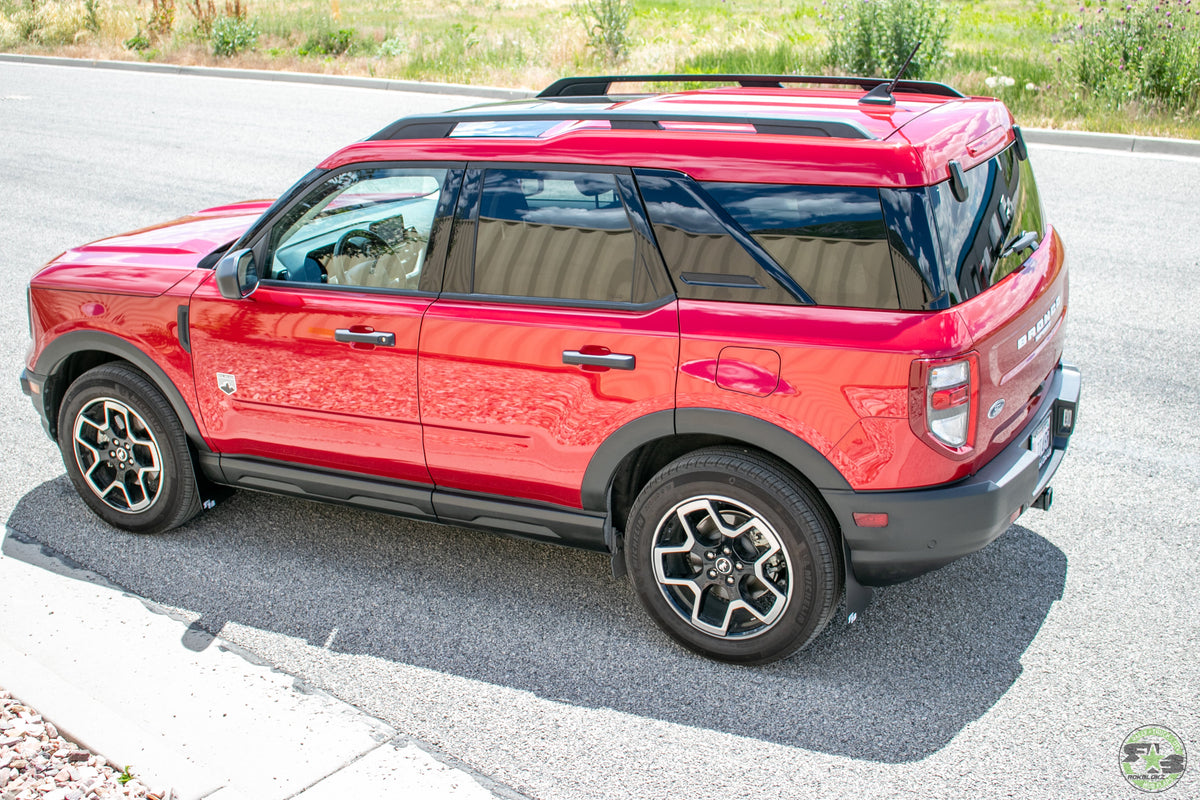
{"left": 335, "top": 328, "right": 396, "bottom": 347}
{"left": 563, "top": 349, "right": 635, "bottom": 370}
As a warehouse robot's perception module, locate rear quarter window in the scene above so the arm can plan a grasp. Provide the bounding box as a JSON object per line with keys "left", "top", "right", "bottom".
{"left": 702, "top": 183, "right": 899, "bottom": 310}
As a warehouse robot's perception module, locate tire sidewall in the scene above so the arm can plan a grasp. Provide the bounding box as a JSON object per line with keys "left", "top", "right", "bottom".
{"left": 57, "top": 366, "right": 194, "bottom": 534}
{"left": 626, "top": 461, "right": 828, "bottom": 664}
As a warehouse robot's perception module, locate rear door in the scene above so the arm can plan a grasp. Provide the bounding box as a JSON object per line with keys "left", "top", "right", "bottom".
{"left": 418, "top": 165, "right": 678, "bottom": 509}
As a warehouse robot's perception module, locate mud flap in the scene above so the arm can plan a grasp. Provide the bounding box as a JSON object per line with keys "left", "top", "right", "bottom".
{"left": 842, "top": 537, "right": 875, "bottom": 624}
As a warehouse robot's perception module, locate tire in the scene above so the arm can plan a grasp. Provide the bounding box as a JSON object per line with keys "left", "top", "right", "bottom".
{"left": 56, "top": 363, "right": 201, "bottom": 534}
{"left": 624, "top": 447, "right": 842, "bottom": 664}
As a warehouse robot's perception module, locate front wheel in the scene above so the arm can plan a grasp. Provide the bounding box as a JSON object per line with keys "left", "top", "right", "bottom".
{"left": 57, "top": 363, "right": 201, "bottom": 534}
{"left": 625, "top": 448, "right": 842, "bottom": 664}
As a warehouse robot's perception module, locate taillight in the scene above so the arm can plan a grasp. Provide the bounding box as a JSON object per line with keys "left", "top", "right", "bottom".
{"left": 910, "top": 354, "right": 979, "bottom": 455}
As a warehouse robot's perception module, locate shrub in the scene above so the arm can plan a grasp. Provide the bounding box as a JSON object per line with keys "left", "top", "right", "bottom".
{"left": 378, "top": 33, "right": 406, "bottom": 58}
{"left": 299, "top": 27, "right": 358, "bottom": 56}
{"left": 186, "top": 0, "right": 246, "bottom": 37}
{"left": 211, "top": 13, "right": 256, "bottom": 56}
{"left": 83, "top": 0, "right": 100, "bottom": 33}
{"left": 576, "top": 0, "right": 632, "bottom": 64}
{"left": 823, "top": 0, "right": 952, "bottom": 79}
{"left": 124, "top": 27, "right": 150, "bottom": 50}
{"left": 4, "top": 0, "right": 89, "bottom": 45}
{"left": 147, "top": 0, "right": 174, "bottom": 38}
{"left": 1072, "top": 0, "right": 1200, "bottom": 111}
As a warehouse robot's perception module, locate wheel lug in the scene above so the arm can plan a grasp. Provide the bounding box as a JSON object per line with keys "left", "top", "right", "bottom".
{"left": 704, "top": 551, "right": 714, "bottom": 560}
{"left": 725, "top": 576, "right": 734, "bottom": 585}
{"left": 735, "top": 562, "right": 744, "bottom": 571}
{"left": 707, "top": 569, "right": 717, "bottom": 579}
{"left": 722, "top": 546, "right": 732, "bottom": 555}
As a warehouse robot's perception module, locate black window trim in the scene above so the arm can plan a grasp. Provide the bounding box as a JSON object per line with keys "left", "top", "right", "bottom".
{"left": 450, "top": 161, "right": 673, "bottom": 309}
{"left": 243, "top": 160, "right": 466, "bottom": 297}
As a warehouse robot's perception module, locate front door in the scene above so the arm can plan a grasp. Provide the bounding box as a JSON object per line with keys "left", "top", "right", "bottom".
{"left": 189, "top": 165, "right": 459, "bottom": 484}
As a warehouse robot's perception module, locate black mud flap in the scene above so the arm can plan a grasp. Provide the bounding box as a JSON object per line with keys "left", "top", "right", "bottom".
{"left": 843, "top": 537, "right": 875, "bottom": 624}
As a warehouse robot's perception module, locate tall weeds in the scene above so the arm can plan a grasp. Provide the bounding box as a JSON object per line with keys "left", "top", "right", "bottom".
{"left": 576, "top": 0, "right": 632, "bottom": 64}
{"left": 822, "top": 0, "right": 951, "bottom": 78}
{"left": 1072, "top": 0, "right": 1200, "bottom": 111}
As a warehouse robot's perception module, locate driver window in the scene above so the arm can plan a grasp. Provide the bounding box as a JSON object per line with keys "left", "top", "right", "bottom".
{"left": 268, "top": 167, "right": 448, "bottom": 290}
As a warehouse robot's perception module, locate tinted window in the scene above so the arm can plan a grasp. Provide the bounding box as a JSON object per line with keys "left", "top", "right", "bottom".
{"left": 703, "top": 183, "right": 898, "bottom": 309}
{"left": 932, "top": 145, "right": 1045, "bottom": 304}
{"left": 635, "top": 172, "right": 799, "bottom": 305}
{"left": 268, "top": 167, "right": 447, "bottom": 291}
{"left": 879, "top": 185, "right": 946, "bottom": 310}
{"left": 472, "top": 169, "right": 636, "bottom": 303}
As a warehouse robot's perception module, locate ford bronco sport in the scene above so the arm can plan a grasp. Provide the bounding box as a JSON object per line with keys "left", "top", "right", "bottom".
{"left": 21, "top": 74, "right": 1080, "bottom": 664}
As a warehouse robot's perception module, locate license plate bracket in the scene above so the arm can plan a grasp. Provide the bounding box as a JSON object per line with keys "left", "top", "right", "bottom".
{"left": 1031, "top": 415, "right": 1052, "bottom": 468}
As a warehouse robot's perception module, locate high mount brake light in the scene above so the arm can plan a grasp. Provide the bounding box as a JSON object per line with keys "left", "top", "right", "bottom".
{"left": 909, "top": 355, "right": 979, "bottom": 455}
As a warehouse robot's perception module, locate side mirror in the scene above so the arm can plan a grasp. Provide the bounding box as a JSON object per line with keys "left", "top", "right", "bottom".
{"left": 215, "top": 248, "right": 260, "bottom": 299}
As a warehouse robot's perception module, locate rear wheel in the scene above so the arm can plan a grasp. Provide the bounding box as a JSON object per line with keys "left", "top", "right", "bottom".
{"left": 57, "top": 363, "right": 201, "bottom": 534}
{"left": 625, "top": 447, "right": 841, "bottom": 664}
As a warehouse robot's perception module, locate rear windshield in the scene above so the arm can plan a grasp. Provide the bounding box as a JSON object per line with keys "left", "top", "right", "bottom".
{"left": 881, "top": 144, "right": 1045, "bottom": 310}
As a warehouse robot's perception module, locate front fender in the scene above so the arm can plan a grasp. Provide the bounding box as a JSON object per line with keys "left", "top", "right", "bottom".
{"left": 33, "top": 330, "right": 205, "bottom": 445}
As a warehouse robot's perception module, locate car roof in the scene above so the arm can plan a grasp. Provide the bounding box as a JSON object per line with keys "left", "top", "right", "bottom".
{"left": 321, "top": 75, "right": 1017, "bottom": 188}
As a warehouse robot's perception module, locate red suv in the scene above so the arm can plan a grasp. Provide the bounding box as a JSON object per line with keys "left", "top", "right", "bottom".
{"left": 21, "top": 74, "right": 1080, "bottom": 664}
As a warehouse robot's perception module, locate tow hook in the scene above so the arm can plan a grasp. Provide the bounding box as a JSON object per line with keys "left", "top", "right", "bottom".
{"left": 1032, "top": 486, "right": 1054, "bottom": 511}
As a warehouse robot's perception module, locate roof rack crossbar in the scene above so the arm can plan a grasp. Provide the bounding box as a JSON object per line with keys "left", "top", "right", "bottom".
{"left": 537, "top": 74, "right": 964, "bottom": 99}
{"left": 369, "top": 111, "right": 872, "bottom": 141}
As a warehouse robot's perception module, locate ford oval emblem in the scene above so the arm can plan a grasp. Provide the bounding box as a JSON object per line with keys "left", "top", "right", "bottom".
{"left": 988, "top": 399, "right": 1006, "bottom": 419}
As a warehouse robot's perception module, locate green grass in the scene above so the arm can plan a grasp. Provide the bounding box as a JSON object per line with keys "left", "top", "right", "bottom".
{"left": 1, "top": 0, "right": 1198, "bottom": 138}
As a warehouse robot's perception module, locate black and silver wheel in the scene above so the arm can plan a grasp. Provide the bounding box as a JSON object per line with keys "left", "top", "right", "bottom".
{"left": 625, "top": 447, "right": 841, "bottom": 664}
{"left": 57, "top": 363, "right": 201, "bottom": 534}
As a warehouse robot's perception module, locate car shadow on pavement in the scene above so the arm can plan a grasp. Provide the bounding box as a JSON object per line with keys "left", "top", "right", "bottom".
{"left": 5, "top": 476, "right": 1067, "bottom": 764}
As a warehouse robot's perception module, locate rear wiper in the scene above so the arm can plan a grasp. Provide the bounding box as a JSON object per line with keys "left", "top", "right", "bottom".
{"left": 1000, "top": 230, "right": 1039, "bottom": 260}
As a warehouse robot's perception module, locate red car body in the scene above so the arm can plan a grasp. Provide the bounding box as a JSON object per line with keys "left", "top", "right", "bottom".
{"left": 22, "top": 76, "right": 1080, "bottom": 662}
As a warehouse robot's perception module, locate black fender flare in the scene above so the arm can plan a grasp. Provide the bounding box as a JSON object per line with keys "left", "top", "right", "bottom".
{"left": 34, "top": 330, "right": 206, "bottom": 444}
{"left": 582, "top": 407, "right": 872, "bottom": 615}
{"left": 580, "top": 407, "right": 852, "bottom": 512}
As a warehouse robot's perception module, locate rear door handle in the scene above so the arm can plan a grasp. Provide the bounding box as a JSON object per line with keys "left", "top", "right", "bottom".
{"left": 335, "top": 328, "right": 395, "bottom": 347}
{"left": 562, "top": 350, "right": 635, "bottom": 370}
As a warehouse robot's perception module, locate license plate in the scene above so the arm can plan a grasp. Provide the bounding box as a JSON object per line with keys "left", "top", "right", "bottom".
{"left": 1031, "top": 415, "right": 1052, "bottom": 467}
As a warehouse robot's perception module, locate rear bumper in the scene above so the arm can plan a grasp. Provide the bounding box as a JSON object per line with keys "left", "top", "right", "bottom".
{"left": 825, "top": 362, "right": 1081, "bottom": 587}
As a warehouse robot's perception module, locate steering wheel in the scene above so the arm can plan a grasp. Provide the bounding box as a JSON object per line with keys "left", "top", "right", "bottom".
{"left": 333, "top": 228, "right": 395, "bottom": 258}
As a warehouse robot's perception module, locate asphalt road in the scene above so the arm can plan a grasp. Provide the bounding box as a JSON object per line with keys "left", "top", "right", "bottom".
{"left": 2, "top": 62, "right": 1198, "bottom": 799}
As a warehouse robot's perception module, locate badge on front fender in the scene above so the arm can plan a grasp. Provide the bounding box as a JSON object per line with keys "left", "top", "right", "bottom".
{"left": 216, "top": 373, "right": 237, "bottom": 396}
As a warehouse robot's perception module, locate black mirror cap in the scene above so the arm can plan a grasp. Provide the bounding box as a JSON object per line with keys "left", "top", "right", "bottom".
{"left": 215, "top": 248, "right": 259, "bottom": 299}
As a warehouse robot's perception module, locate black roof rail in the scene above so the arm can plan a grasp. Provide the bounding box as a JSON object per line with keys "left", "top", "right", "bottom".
{"left": 369, "top": 110, "right": 872, "bottom": 142}
{"left": 537, "top": 74, "right": 964, "bottom": 99}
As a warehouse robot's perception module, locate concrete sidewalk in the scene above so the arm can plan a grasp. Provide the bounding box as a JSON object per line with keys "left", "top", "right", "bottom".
{"left": 0, "top": 528, "right": 513, "bottom": 800}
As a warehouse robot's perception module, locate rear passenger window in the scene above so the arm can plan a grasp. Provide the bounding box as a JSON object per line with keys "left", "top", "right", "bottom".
{"left": 473, "top": 169, "right": 636, "bottom": 303}
{"left": 702, "top": 183, "right": 899, "bottom": 310}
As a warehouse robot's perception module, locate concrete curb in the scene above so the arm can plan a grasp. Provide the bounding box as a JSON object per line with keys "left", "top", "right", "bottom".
{"left": 4, "top": 52, "right": 1200, "bottom": 156}
{"left": 1021, "top": 127, "right": 1200, "bottom": 158}
{"left": 0, "top": 52, "right": 534, "bottom": 100}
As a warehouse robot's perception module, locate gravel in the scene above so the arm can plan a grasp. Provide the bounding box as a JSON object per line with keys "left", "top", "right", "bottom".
{"left": 0, "top": 689, "right": 170, "bottom": 800}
